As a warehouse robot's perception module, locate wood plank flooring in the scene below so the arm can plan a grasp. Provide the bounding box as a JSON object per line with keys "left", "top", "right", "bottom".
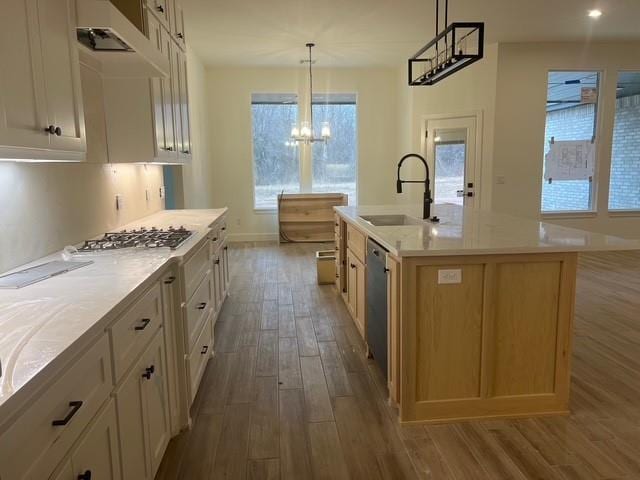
{"left": 155, "top": 244, "right": 640, "bottom": 480}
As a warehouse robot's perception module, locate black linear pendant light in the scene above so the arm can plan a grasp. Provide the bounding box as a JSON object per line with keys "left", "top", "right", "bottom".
{"left": 408, "top": 0, "right": 484, "bottom": 86}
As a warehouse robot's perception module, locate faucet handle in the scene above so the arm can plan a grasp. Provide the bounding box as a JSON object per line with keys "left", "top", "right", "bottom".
{"left": 396, "top": 179, "right": 403, "bottom": 194}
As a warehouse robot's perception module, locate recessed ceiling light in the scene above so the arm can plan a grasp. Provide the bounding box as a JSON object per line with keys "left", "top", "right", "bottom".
{"left": 588, "top": 9, "right": 603, "bottom": 18}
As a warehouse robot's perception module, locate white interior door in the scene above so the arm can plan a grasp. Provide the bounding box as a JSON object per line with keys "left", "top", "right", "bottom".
{"left": 425, "top": 116, "right": 479, "bottom": 208}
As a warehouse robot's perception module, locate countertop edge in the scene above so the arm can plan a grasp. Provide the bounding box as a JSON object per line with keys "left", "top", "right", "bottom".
{"left": 334, "top": 205, "right": 640, "bottom": 257}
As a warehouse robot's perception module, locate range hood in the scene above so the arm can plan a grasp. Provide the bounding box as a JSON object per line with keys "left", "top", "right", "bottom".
{"left": 76, "top": 0, "right": 169, "bottom": 78}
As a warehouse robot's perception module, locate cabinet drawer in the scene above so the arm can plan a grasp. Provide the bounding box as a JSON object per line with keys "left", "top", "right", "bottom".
{"left": 346, "top": 224, "right": 366, "bottom": 264}
{"left": 187, "top": 312, "right": 213, "bottom": 403}
{"left": 183, "top": 240, "right": 210, "bottom": 301}
{"left": 0, "top": 335, "right": 112, "bottom": 480}
{"left": 109, "top": 282, "right": 162, "bottom": 382}
{"left": 184, "top": 269, "right": 213, "bottom": 352}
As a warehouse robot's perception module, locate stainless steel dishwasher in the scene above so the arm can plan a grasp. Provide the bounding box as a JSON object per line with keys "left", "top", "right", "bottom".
{"left": 366, "top": 238, "right": 388, "bottom": 380}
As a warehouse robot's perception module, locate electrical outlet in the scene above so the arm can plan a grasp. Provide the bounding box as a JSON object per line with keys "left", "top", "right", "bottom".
{"left": 438, "top": 269, "right": 462, "bottom": 285}
{"left": 496, "top": 175, "right": 506, "bottom": 185}
{"left": 159, "top": 186, "right": 166, "bottom": 199}
{"left": 115, "top": 194, "right": 124, "bottom": 211}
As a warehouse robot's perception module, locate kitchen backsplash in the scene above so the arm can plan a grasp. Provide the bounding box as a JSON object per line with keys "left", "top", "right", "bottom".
{"left": 0, "top": 162, "right": 164, "bottom": 273}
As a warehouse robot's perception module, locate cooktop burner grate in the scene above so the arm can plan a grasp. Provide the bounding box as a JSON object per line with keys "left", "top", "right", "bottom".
{"left": 78, "top": 226, "right": 193, "bottom": 251}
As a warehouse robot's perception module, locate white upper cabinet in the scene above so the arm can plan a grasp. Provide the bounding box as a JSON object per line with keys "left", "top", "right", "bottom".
{"left": 147, "top": 12, "right": 177, "bottom": 162}
{"left": 0, "top": 0, "right": 85, "bottom": 161}
{"left": 178, "top": 49, "right": 192, "bottom": 160}
{"left": 148, "top": 0, "right": 170, "bottom": 29}
{"left": 169, "top": 0, "right": 186, "bottom": 50}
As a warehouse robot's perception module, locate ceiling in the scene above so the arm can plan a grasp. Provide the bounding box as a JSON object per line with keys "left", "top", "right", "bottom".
{"left": 182, "top": 0, "right": 640, "bottom": 67}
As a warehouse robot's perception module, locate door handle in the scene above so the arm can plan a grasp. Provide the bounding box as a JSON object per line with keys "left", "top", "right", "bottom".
{"left": 456, "top": 190, "right": 465, "bottom": 197}
{"left": 52, "top": 401, "right": 83, "bottom": 426}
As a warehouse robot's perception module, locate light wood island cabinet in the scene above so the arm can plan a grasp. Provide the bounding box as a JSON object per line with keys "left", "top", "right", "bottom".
{"left": 334, "top": 206, "right": 582, "bottom": 424}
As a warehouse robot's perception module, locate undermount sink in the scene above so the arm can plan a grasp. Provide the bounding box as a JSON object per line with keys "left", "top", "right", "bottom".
{"left": 359, "top": 214, "right": 424, "bottom": 226}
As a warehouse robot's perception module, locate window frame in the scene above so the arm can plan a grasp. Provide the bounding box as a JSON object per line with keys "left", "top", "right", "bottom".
{"left": 250, "top": 92, "right": 301, "bottom": 212}
{"left": 607, "top": 70, "right": 640, "bottom": 213}
{"left": 540, "top": 69, "right": 604, "bottom": 217}
{"left": 310, "top": 92, "right": 359, "bottom": 205}
{"left": 250, "top": 91, "right": 359, "bottom": 211}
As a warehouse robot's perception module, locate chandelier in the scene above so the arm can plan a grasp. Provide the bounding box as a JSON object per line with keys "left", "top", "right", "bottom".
{"left": 290, "top": 43, "right": 331, "bottom": 144}
{"left": 408, "top": 0, "right": 484, "bottom": 86}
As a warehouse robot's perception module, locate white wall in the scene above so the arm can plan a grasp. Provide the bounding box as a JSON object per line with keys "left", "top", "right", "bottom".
{"left": 398, "top": 44, "right": 499, "bottom": 210}
{"left": 0, "top": 162, "right": 164, "bottom": 273}
{"left": 181, "top": 48, "right": 214, "bottom": 209}
{"left": 203, "top": 66, "right": 399, "bottom": 241}
{"left": 491, "top": 42, "right": 640, "bottom": 238}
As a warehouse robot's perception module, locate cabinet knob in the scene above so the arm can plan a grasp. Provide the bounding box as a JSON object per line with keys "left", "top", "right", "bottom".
{"left": 350, "top": 263, "right": 356, "bottom": 269}
{"left": 45, "top": 125, "right": 62, "bottom": 136}
{"left": 196, "top": 302, "right": 207, "bottom": 310}
{"left": 165, "top": 146, "right": 174, "bottom": 151}
{"left": 177, "top": 32, "right": 184, "bottom": 39}
{"left": 78, "top": 471, "right": 92, "bottom": 480}
{"left": 182, "top": 149, "right": 190, "bottom": 154}
{"left": 224, "top": 246, "right": 228, "bottom": 251}
{"left": 164, "top": 276, "right": 176, "bottom": 285}
{"left": 156, "top": 5, "right": 164, "bottom": 13}
{"left": 384, "top": 267, "right": 390, "bottom": 273}
{"left": 215, "top": 259, "right": 220, "bottom": 265}
{"left": 142, "top": 365, "right": 155, "bottom": 380}
{"left": 201, "top": 345, "right": 209, "bottom": 355}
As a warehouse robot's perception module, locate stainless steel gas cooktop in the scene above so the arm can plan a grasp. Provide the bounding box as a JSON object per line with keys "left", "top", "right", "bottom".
{"left": 78, "top": 226, "right": 193, "bottom": 251}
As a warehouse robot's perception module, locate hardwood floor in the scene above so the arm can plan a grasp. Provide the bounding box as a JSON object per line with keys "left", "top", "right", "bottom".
{"left": 155, "top": 244, "right": 640, "bottom": 480}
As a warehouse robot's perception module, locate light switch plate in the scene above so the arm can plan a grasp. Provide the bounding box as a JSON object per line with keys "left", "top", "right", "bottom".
{"left": 115, "top": 194, "right": 124, "bottom": 211}
{"left": 438, "top": 269, "right": 462, "bottom": 284}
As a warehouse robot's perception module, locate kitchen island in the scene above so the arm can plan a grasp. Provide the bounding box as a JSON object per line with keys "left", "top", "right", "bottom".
{"left": 334, "top": 203, "right": 640, "bottom": 424}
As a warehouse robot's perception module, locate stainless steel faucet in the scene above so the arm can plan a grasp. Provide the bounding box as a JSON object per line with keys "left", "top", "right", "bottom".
{"left": 396, "top": 153, "right": 438, "bottom": 222}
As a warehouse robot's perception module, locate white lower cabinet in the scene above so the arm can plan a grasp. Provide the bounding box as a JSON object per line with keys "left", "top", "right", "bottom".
{"left": 0, "top": 335, "right": 112, "bottom": 480}
{"left": 51, "top": 400, "right": 122, "bottom": 480}
{"left": 0, "top": 218, "right": 231, "bottom": 480}
{"left": 115, "top": 330, "right": 170, "bottom": 480}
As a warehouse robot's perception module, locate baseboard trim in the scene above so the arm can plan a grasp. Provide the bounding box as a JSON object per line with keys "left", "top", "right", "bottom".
{"left": 228, "top": 233, "right": 279, "bottom": 242}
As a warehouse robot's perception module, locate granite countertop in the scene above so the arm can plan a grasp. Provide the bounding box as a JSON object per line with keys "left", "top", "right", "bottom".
{"left": 335, "top": 204, "right": 640, "bottom": 257}
{"left": 0, "top": 208, "right": 226, "bottom": 423}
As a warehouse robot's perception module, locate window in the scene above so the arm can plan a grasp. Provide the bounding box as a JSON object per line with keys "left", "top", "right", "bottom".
{"left": 541, "top": 71, "right": 600, "bottom": 213}
{"left": 609, "top": 72, "right": 640, "bottom": 211}
{"left": 311, "top": 94, "right": 357, "bottom": 204}
{"left": 251, "top": 92, "right": 358, "bottom": 209}
{"left": 251, "top": 93, "right": 300, "bottom": 209}
{"left": 434, "top": 130, "right": 467, "bottom": 206}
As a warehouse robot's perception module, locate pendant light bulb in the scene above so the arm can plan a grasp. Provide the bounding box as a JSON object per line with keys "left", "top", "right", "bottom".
{"left": 321, "top": 122, "right": 331, "bottom": 139}
{"left": 300, "top": 121, "right": 312, "bottom": 138}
